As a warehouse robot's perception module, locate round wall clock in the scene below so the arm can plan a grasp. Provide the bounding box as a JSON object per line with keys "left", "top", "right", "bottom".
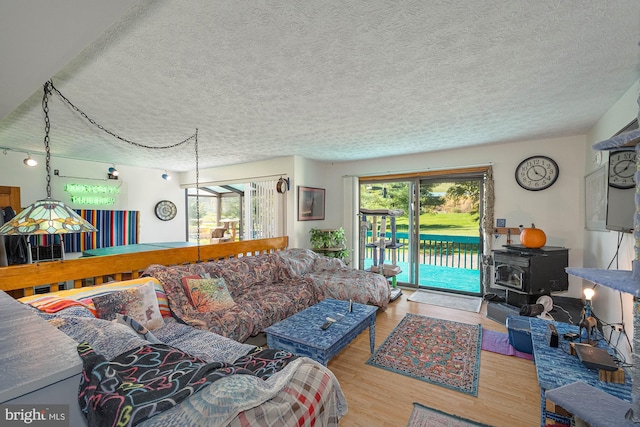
{"left": 608, "top": 150, "right": 637, "bottom": 189}
{"left": 515, "top": 155, "right": 559, "bottom": 191}
{"left": 155, "top": 200, "right": 177, "bottom": 221}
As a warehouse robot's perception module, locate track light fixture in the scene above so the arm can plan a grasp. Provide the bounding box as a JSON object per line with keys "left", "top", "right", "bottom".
{"left": 23, "top": 154, "right": 38, "bottom": 167}
{"left": 162, "top": 171, "right": 172, "bottom": 181}
{"left": 108, "top": 165, "right": 119, "bottom": 179}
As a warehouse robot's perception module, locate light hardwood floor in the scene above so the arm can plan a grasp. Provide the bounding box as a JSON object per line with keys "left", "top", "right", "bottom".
{"left": 327, "top": 289, "right": 540, "bottom": 427}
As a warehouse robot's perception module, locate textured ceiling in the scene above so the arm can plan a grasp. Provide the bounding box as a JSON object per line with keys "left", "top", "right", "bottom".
{"left": 1, "top": 1, "right": 639, "bottom": 172}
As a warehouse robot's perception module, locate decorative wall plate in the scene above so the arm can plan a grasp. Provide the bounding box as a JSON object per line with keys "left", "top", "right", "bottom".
{"left": 155, "top": 200, "right": 177, "bottom": 221}
{"left": 593, "top": 151, "right": 603, "bottom": 166}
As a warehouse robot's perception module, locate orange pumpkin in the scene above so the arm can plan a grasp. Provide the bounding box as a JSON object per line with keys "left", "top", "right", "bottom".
{"left": 520, "top": 224, "right": 546, "bottom": 248}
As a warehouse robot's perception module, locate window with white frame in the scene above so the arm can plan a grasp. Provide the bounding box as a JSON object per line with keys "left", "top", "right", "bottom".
{"left": 186, "top": 178, "right": 285, "bottom": 242}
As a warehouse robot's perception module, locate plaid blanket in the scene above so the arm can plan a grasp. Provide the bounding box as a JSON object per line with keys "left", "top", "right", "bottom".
{"left": 139, "top": 356, "right": 347, "bottom": 427}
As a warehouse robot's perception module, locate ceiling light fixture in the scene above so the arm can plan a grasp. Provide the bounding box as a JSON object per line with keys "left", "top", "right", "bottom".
{"left": 0, "top": 81, "right": 98, "bottom": 236}
{"left": 162, "top": 171, "right": 172, "bottom": 181}
{"left": 23, "top": 154, "right": 38, "bottom": 167}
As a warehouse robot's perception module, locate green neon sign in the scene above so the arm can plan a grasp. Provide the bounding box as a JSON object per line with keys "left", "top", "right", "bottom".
{"left": 64, "top": 183, "right": 120, "bottom": 205}
{"left": 64, "top": 183, "right": 120, "bottom": 194}
{"left": 70, "top": 195, "right": 116, "bottom": 205}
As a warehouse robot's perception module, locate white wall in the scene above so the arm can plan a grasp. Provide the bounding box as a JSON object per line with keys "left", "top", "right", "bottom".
{"left": 326, "top": 135, "right": 587, "bottom": 297}
{"left": 291, "top": 156, "right": 331, "bottom": 248}
{"left": 0, "top": 151, "right": 185, "bottom": 244}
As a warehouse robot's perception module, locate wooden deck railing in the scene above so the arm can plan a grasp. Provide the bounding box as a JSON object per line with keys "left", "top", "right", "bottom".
{"left": 0, "top": 237, "right": 288, "bottom": 298}
{"left": 364, "top": 232, "right": 480, "bottom": 269}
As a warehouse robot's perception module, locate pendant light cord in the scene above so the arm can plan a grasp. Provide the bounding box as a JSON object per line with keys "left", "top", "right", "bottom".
{"left": 42, "top": 80, "right": 201, "bottom": 252}
{"left": 42, "top": 81, "right": 53, "bottom": 198}
{"left": 195, "top": 128, "right": 201, "bottom": 262}
{"left": 48, "top": 81, "right": 195, "bottom": 150}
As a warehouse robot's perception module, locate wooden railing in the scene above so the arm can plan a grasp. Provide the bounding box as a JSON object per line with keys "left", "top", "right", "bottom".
{"left": 0, "top": 237, "right": 288, "bottom": 298}
{"left": 364, "top": 232, "right": 480, "bottom": 269}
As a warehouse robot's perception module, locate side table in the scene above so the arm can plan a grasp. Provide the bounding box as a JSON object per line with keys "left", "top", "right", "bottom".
{"left": 530, "top": 317, "right": 631, "bottom": 427}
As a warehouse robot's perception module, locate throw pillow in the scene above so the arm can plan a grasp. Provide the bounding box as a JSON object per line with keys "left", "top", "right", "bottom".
{"left": 115, "top": 313, "right": 162, "bottom": 344}
{"left": 19, "top": 277, "right": 171, "bottom": 318}
{"left": 183, "top": 277, "right": 235, "bottom": 313}
{"left": 93, "top": 281, "right": 164, "bottom": 330}
{"left": 180, "top": 273, "right": 211, "bottom": 306}
{"left": 181, "top": 275, "right": 203, "bottom": 306}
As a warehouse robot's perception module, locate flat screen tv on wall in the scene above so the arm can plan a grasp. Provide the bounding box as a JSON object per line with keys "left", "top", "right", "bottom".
{"left": 605, "top": 118, "right": 638, "bottom": 233}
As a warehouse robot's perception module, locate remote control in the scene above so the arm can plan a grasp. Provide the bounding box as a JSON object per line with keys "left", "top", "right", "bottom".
{"left": 321, "top": 317, "right": 336, "bottom": 330}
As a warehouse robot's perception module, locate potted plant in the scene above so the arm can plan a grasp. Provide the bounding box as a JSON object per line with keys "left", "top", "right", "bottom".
{"left": 310, "top": 227, "right": 349, "bottom": 263}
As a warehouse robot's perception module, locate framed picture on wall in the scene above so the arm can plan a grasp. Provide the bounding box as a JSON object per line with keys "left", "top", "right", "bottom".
{"left": 298, "top": 186, "right": 325, "bottom": 221}
{"left": 585, "top": 166, "right": 607, "bottom": 231}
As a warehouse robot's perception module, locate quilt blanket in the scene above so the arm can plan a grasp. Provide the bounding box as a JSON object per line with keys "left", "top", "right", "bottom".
{"left": 78, "top": 342, "right": 298, "bottom": 427}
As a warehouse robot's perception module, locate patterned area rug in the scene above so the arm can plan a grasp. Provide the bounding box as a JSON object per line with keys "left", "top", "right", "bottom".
{"left": 367, "top": 314, "right": 481, "bottom": 396}
{"left": 407, "top": 402, "right": 491, "bottom": 427}
{"left": 407, "top": 290, "right": 483, "bottom": 313}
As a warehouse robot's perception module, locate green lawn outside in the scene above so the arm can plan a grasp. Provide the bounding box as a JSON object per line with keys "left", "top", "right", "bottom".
{"left": 393, "top": 212, "right": 479, "bottom": 236}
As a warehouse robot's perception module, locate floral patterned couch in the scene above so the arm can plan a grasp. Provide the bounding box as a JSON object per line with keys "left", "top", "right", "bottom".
{"left": 143, "top": 252, "right": 321, "bottom": 342}
{"left": 278, "top": 248, "right": 391, "bottom": 310}
{"left": 141, "top": 249, "right": 390, "bottom": 343}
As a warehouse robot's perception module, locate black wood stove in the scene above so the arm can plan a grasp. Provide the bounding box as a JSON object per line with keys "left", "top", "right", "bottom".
{"left": 492, "top": 244, "right": 569, "bottom": 307}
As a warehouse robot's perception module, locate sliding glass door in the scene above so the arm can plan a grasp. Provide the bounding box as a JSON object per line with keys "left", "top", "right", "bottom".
{"left": 414, "top": 177, "right": 481, "bottom": 294}
{"left": 360, "top": 179, "right": 416, "bottom": 284}
{"left": 186, "top": 177, "right": 285, "bottom": 243}
{"left": 360, "top": 172, "right": 483, "bottom": 295}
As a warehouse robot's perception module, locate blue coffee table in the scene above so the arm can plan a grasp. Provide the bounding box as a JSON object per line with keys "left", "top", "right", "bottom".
{"left": 264, "top": 299, "right": 378, "bottom": 365}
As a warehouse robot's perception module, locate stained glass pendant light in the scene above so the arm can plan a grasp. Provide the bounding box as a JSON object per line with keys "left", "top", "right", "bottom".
{"left": 0, "top": 81, "right": 98, "bottom": 235}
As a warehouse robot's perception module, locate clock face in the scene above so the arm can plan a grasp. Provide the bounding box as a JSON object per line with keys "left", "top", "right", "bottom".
{"left": 608, "top": 150, "right": 636, "bottom": 189}
{"left": 515, "top": 156, "right": 559, "bottom": 191}
{"left": 155, "top": 200, "right": 177, "bottom": 221}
